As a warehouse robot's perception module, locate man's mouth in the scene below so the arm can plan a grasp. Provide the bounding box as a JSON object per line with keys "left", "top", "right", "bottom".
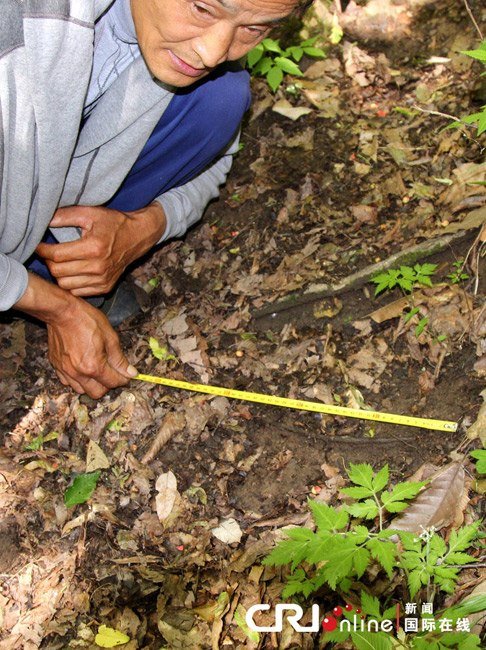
{"left": 168, "top": 50, "right": 207, "bottom": 77}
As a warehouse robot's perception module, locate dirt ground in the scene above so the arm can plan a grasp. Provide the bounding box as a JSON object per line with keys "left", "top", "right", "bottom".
{"left": 0, "top": 0, "right": 485, "bottom": 648}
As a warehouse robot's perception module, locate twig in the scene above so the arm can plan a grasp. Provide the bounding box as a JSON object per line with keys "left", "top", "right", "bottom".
{"left": 412, "top": 105, "right": 485, "bottom": 151}
{"left": 411, "top": 105, "right": 461, "bottom": 122}
{"left": 462, "top": 0, "right": 484, "bottom": 40}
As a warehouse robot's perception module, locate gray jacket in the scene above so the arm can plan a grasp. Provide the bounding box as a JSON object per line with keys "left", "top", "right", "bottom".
{"left": 0, "top": 0, "right": 238, "bottom": 311}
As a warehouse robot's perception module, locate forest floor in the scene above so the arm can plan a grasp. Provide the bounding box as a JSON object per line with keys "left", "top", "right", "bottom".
{"left": 0, "top": 0, "right": 485, "bottom": 648}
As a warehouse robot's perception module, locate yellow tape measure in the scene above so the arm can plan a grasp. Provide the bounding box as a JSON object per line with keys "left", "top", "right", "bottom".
{"left": 135, "top": 374, "right": 458, "bottom": 432}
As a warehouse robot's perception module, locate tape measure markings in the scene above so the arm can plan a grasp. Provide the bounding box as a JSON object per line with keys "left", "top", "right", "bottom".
{"left": 135, "top": 374, "right": 458, "bottom": 432}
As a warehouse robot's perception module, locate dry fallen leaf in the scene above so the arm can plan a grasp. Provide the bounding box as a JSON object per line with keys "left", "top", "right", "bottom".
{"left": 86, "top": 440, "right": 110, "bottom": 472}
{"left": 272, "top": 99, "right": 313, "bottom": 121}
{"left": 390, "top": 463, "right": 465, "bottom": 534}
{"left": 211, "top": 518, "right": 243, "bottom": 544}
{"left": 466, "top": 389, "right": 486, "bottom": 445}
{"left": 142, "top": 412, "right": 186, "bottom": 463}
{"left": 155, "top": 471, "right": 179, "bottom": 522}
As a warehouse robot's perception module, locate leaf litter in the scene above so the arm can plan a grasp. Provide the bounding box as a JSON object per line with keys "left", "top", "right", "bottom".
{"left": 0, "top": 0, "right": 485, "bottom": 646}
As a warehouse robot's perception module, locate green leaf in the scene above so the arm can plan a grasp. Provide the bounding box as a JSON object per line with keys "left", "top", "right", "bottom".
{"left": 306, "top": 533, "right": 335, "bottom": 564}
{"left": 321, "top": 540, "right": 357, "bottom": 588}
{"left": 262, "top": 38, "right": 282, "bottom": 53}
{"left": 303, "top": 46, "right": 326, "bottom": 58}
{"left": 266, "top": 65, "right": 283, "bottom": 92}
{"left": 94, "top": 625, "right": 130, "bottom": 647}
{"left": 360, "top": 591, "right": 381, "bottom": 618}
{"left": 322, "top": 630, "right": 351, "bottom": 644}
{"left": 263, "top": 537, "right": 310, "bottom": 567}
{"left": 148, "top": 337, "right": 175, "bottom": 361}
{"left": 383, "top": 501, "right": 409, "bottom": 513}
{"left": 347, "top": 463, "right": 375, "bottom": 490}
{"left": 374, "top": 281, "right": 390, "bottom": 296}
{"left": 462, "top": 48, "right": 486, "bottom": 61}
{"left": 353, "top": 547, "right": 371, "bottom": 578}
{"left": 372, "top": 465, "right": 389, "bottom": 492}
{"left": 470, "top": 449, "right": 486, "bottom": 474}
{"left": 309, "top": 500, "right": 348, "bottom": 530}
{"left": 350, "top": 631, "right": 393, "bottom": 650}
{"left": 246, "top": 45, "right": 264, "bottom": 68}
{"left": 254, "top": 56, "right": 273, "bottom": 76}
{"left": 367, "top": 538, "right": 396, "bottom": 577}
{"left": 415, "top": 317, "right": 429, "bottom": 336}
{"left": 417, "top": 275, "right": 434, "bottom": 287}
{"left": 439, "top": 633, "right": 482, "bottom": 649}
{"left": 403, "top": 307, "right": 420, "bottom": 323}
{"left": 344, "top": 499, "right": 379, "bottom": 519}
{"left": 407, "top": 568, "right": 422, "bottom": 598}
{"left": 286, "top": 45, "right": 304, "bottom": 62}
{"left": 415, "top": 263, "right": 437, "bottom": 276}
{"left": 274, "top": 56, "right": 303, "bottom": 76}
{"left": 447, "top": 521, "right": 481, "bottom": 553}
{"left": 381, "top": 481, "right": 425, "bottom": 508}
{"left": 442, "top": 594, "right": 486, "bottom": 619}
{"left": 341, "top": 486, "right": 374, "bottom": 499}
{"left": 400, "top": 266, "right": 416, "bottom": 279}
{"left": 396, "top": 530, "right": 421, "bottom": 551}
{"left": 64, "top": 471, "right": 101, "bottom": 507}
{"left": 399, "top": 278, "right": 413, "bottom": 292}
{"left": 300, "top": 37, "right": 318, "bottom": 47}
{"left": 234, "top": 604, "right": 260, "bottom": 644}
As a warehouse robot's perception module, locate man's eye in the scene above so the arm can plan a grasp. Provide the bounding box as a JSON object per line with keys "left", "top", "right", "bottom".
{"left": 246, "top": 26, "right": 267, "bottom": 36}
{"left": 193, "top": 3, "right": 211, "bottom": 15}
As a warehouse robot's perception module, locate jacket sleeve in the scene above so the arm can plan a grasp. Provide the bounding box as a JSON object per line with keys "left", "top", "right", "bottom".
{"left": 155, "top": 132, "right": 240, "bottom": 242}
{"left": 0, "top": 254, "right": 29, "bottom": 312}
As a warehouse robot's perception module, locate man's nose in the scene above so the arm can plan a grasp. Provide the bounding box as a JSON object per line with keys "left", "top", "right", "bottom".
{"left": 193, "top": 22, "right": 234, "bottom": 69}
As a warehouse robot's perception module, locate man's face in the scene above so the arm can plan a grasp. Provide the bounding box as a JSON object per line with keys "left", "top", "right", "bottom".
{"left": 130, "top": 0, "right": 299, "bottom": 87}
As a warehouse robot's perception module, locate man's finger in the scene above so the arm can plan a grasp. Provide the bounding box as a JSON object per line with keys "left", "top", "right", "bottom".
{"left": 57, "top": 273, "right": 103, "bottom": 290}
{"left": 80, "top": 377, "right": 110, "bottom": 399}
{"left": 56, "top": 369, "right": 85, "bottom": 394}
{"left": 36, "top": 240, "right": 90, "bottom": 263}
{"left": 106, "top": 337, "right": 138, "bottom": 380}
{"left": 49, "top": 207, "right": 93, "bottom": 230}
{"left": 45, "top": 259, "right": 103, "bottom": 279}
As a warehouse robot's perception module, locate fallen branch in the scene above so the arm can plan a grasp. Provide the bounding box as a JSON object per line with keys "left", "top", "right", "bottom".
{"left": 254, "top": 230, "right": 469, "bottom": 320}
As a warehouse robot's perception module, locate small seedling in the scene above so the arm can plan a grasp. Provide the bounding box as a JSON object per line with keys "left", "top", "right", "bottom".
{"left": 371, "top": 263, "right": 437, "bottom": 296}
{"left": 470, "top": 449, "right": 486, "bottom": 474}
{"left": 24, "top": 430, "right": 58, "bottom": 451}
{"left": 247, "top": 37, "right": 325, "bottom": 92}
{"left": 447, "top": 260, "right": 469, "bottom": 284}
{"left": 149, "top": 337, "right": 176, "bottom": 362}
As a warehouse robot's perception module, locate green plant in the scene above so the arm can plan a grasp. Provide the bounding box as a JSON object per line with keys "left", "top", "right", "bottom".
{"left": 247, "top": 36, "right": 325, "bottom": 92}
{"left": 262, "top": 463, "right": 483, "bottom": 647}
{"left": 64, "top": 471, "right": 100, "bottom": 507}
{"left": 263, "top": 464, "right": 428, "bottom": 596}
{"left": 149, "top": 336, "right": 177, "bottom": 362}
{"left": 371, "top": 263, "right": 437, "bottom": 296}
{"left": 447, "top": 260, "right": 470, "bottom": 284}
{"left": 460, "top": 41, "right": 486, "bottom": 135}
{"left": 470, "top": 449, "right": 486, "bottom": 474}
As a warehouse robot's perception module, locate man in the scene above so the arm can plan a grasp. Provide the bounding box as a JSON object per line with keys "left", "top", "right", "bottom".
{"left": 1, "top": 0, "right": 304, "bottom": 399}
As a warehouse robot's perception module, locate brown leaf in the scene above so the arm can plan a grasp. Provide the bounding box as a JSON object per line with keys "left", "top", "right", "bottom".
{"left": 390, "top": 463, "right": 465, "bottom": 534}
{"left": 142, "top": 412, "right": 186, "bottom": 463}
{"left": 155, "top": 471, "right": 179, "bottom": 522}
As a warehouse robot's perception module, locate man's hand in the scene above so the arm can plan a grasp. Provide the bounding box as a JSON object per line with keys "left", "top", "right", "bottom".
{"left": 36, "top": 203, "right": 167, "bottom": 296}
{"left": 15, "top": 274, "right": 138, "bottom": 398}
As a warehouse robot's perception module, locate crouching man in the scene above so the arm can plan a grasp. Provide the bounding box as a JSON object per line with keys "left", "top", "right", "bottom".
{"left": 0, "top": 0, "right": 307, "bottom": 398}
